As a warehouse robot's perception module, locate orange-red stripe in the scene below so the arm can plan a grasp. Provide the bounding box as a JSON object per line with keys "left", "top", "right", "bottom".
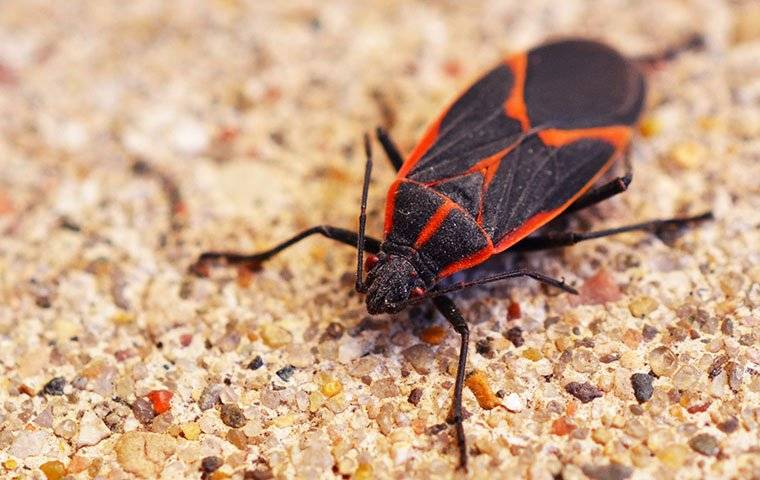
{"left": 439, "top": 241, "right": 494, "bottom": 278}
{"left": 539, "top": 126, "right": 631, "bottom": 150}
{"left": 414, "top": 201, "right": 456, "bottom": 249}
{"left": 398, "top": 119, "right": 442, "bottom": 178}
{"left": 503, "top": 53, "right": 530, "bottom": 131}
{"left": 383, "top": 179, "right": 403, "bottom": 236}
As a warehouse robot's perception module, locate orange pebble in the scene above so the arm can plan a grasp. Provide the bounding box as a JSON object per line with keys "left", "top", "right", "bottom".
{"left": 420, "top": 326, "right": 447, "bottom": 345}
{"left": 551, "top": 416, "right": 576, "bottom": 435}
{"left": 146, "top": 389, "right": 173, "bottom": 414}
{"left": 464, "top": 370, "right": 500, "bottom": 410}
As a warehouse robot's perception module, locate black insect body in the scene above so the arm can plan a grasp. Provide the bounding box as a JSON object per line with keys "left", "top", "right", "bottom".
{"left": 193, "top": 36, "right": 710, "bottom": 470}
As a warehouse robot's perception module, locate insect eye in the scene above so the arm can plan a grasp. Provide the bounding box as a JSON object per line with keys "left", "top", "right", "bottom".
{"left": 364, "top": 254, "right": 379, "bottom": 272}
{"left": 410, "top": 287, "right": 425, "bottom": 298}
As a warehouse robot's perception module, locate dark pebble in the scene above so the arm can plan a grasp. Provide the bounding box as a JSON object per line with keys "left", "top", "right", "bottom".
{"left": 198, "top": 384, "right": 223, "bottom": 411}
{"left": 276, "top": 365, "right": 295, "bottom": 382}
{"left": 407, "top": 388, "right": 423, "bottom": 406}
{"left": 475, "top": 338, "right": 495, "bottom": 358}
{"left": 630, "top": 373, "right": 654, "bottom": 403}
{"left": 721, "top": 318, "right": 734, "bottom": 336}
{"left": 132, "top": 398, "right": 155, "bottom": 424}
{"left": 582, "top": 462, "right": 633, "bottom": 480}
{"left": 600, "top": 353, "right": 620, "bottom": 363}
{"left": 629, "top": 404, "right": 644, "bottom": 416}
{"left": 247, "top": 355, "right": 264, "bottom": 370}
{"left": 642, "top": 324, "right": 658, "bottom": 341}
{"left": 325, "top": 322, "right": 344, "bottom": 340}
{"left": 505, "top": 326, "right": 524, "bottom": 347}
{"left": 201, "top": 456, "right": 223, "bottom": 473}
{"left": 707, "top": 354, "right": 729, "bottom": 379}
{"left": 42, "top": 377, "right": 66, "bottom": 396}
{"left": 564, "top": 382, "right": 603, "bottom": 403}
{"left": 426, "top": 423, "right": 448, "bottom": 435}
{"left": 689, "top": 432, "right": 720, "bottom": 456}
{"left": 244, "top": 468, "right": 274, "bottom": 480}
{"left": 717, "top": 416, "right": 739, "bottom": 434}
{"left": 220, "top": 404, "right": 247, "bottom": 428}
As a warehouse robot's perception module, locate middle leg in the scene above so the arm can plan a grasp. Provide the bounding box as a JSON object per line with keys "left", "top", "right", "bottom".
{"left": 432, "top": 294, "right": 470, "bottom": 471}
{"left": 510, "top": 211, "right": 713, "bottom": 252}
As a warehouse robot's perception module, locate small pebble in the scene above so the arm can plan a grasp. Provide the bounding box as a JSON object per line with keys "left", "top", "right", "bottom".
{"left": 465, "top": 370, "right": 500, "bottom": 409}
{"left": 276, "top": 365, "right": 295, "bottom": 381}
{"left": 475, "top": 338, "right": 495, "bottom": 358}
{"left": 325, "top": 322, "right": 344, "bottom": 340}
{"left": 523, "top": 347, "right": 542, "bottom": 361}
{"left": 505, "top": 326, "right": 524, "bottom": 347}
{"left": 132, "top": 398, "right": 156, "bottom": 424}
{"left": 629, "top": 296, "right": 658, "bottom": 318}
{"left": 40, "top": 460, "right": 66, "bottom": 480}
{"left": 198, "top": 384, "right": 223, "bottom": 410}
{"left": 407, "top": 387, "right": 423, "bottom": 406}
{"left": 419, "top": 325, "right": 446, "bottom": 345}
{"left": 220, "top": 404, "right": 247, "bottom": 428}
{"left": 648, "top": 346, "right": 678, "bottom": 377}
{"left": 402, "top": 343, "right": 435, "bottom": 374}
{"left": 201, "top": 456, "right": 223, "bottom": 473}
{"left": 565, "top": 382, "right": 603, "bottom": 403}
{"left": 689, "top": 433, "right": 720, "bottom": 456}
{"left": 630, "top": 373, "right": 655, "bottom": 403}
{"left": 726, "top": 362, "right": 743, "bottom": 392}
{"left": 576, "top": 268, "right": 622, "bottom": 305}
{"left": 261, "top": 324, "right": 292, "bottom": 348}
{"left": 370, "top": 377, "right": 400, "bottom": 399}
{"left": 320, "top": 376, "right": 343, "bottom": 398}
{"left": 181, "top": 422, "right": 201, "bottom": 440}
{"left": 656, "top": 444, "right": 690, "bottom": 468}
{"left": 42, "top": 377, "right": 66, "bottom": 396}
{"left": 717, "top": 416, "right": 738, "bottom": 434}
{"left": 146, "top": 390, "right": 173, "bottom": 414}
{"left": 76, "top": 411, "right": 111, "bottom": 447}
{"left": 673, "top": 365, "right": 700, "bottom": 390}
{"left": 551, "top": 416, "right": 576, "bottom": 435}
{"left": 227, "top": 429, "right": 247, "bottom": 449}
{"left": 581, "top": 462, "right": 633, "bottom": 480}
{"left": 503, "top": 393, "right": 524, "bottom": 412}
{"left": 247, "top": 355, "right": 264, "bottom": 370}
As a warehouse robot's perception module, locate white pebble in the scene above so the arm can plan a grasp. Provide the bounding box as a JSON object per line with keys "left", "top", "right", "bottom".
{"left": 504, "top": 393, "right": 524, "bottom": 412}
{"left": 76, "top": 411, "right": 111, "bottom": 447}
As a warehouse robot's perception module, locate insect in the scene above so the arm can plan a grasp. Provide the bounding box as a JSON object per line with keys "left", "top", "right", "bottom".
{"left": 192, "top": 35, "right": 710, "bottom": 470}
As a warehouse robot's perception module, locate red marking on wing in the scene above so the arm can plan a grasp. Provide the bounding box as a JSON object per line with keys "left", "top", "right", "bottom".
{"left": 439, "top": 241, "right": 494, "bottom": 278}
{"left": 503, "top": 53, "right": 530, "bottom": 131}
{"left": 539, "top": 126, "right": 631, "bottom": 150}
{"left": 414, "top": 201, "right": 456, "bottom": 249}
{"left": 398, "top": 118, "right": 442, "bottom": 178}
{"left": 384, "top": 179, "right": 403, "bottom": 236}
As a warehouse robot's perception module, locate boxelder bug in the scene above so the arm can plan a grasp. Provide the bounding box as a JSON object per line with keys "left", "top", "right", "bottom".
{"left": 192, "top": 35, "right": 711, "bottom": 470}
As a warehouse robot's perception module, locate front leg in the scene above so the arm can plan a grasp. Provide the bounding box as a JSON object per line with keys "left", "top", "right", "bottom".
{"left": 190, "top": 225, "right": 382, "bottom": 275}
{"left": 432, "top": 294, "right": 470, "bottom": 471}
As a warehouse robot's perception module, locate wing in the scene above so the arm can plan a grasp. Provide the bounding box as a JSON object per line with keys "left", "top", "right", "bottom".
{"left": 481, "top": 130, "right": 628, "bottom": 253}
{"left": 385, "top": 39, "right": 643, "bottom": 277}
{"left": 398, "top": 60, "right": 528, "bottom": 184}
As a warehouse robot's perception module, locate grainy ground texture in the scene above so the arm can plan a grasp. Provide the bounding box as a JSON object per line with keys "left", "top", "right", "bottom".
{"left": 1, "top": 1, "right": 759, "bottom": 479}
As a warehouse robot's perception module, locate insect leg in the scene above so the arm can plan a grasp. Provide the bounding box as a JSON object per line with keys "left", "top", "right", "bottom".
{"left": 355, "top": 135, "right": 374, "bottom": 293}
{"left": 564, "top": 155, "right": 633, "bottom": 214}
{"left": 431, "top": 294, "right": 470, "bottom": 471}
{"left": 190, "top": 226, "right": 381, "bottom": 275}
{"left": 635, "top": 34, "right": 704, "bottom": 70}
{"left": 376, "top": 127, "right": 404, "bottom": 171}
{"left": 510, "top": 211, "right": 713, "bottom": 252}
